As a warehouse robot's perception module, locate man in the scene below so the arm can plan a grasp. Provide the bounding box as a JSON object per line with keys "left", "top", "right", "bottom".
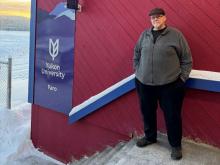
{"left": 133, "top": 8, "right": 192, "bottom": 160}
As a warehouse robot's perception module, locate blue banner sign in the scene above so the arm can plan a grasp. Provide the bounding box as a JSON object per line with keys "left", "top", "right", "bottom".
{"left": 34, "top": 2, "right": 75, "bottom": 114}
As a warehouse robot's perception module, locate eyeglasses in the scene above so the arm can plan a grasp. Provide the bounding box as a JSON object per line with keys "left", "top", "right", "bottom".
{"left": 150, "top": 15, "right": 164, "bottom": 20}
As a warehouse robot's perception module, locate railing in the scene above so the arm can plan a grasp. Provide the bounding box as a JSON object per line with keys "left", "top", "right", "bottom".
{"left": 0, "top": 58, "right": 12, "bottom": 109}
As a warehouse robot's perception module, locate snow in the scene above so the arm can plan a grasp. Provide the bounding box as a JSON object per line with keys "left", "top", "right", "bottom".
{"left": 0, "top": 85, "right": 64, "bottom": 165}
{"left": 0, "top": 30, "right": 66, "bottom": 165}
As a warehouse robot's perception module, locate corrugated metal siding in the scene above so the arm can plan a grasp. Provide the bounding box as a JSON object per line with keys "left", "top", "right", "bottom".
{"left": 73, "top": 0, "right": 220, "bottom": 104}
{"left": 32, "top": 0, "right": 220, "bottom": 162}
{"left": 31, "top": 104, "right": 130, "bottom": 163}
{"left": 157, "top": 89, "right": 220, "bottom": 146}
{"left": 73, "top": 0, "right": 147, "bottom": 105}
{"left": 73, "top": 0, "right": 220, "bottom": 140}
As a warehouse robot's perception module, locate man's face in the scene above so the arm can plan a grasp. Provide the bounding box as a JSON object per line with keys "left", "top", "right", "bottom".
{"left": 150, "top": 15, "right": 166, "bottom": 30}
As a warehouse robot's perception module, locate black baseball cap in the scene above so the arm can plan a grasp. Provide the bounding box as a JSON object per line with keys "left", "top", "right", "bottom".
{"left": 149, "top": 8, "right": 165, "bottom": 16}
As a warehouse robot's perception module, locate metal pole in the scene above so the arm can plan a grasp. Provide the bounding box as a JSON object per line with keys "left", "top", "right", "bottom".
{"left": 7, "top": 58, "right": 12, "bottom": 109}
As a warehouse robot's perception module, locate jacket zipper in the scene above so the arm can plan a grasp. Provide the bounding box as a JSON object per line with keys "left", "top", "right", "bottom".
{"left": 152, "top": 43, "right": 154, "bottom": 84}
{"left": 152, "top": 35, "right": 162, "bottom": 84}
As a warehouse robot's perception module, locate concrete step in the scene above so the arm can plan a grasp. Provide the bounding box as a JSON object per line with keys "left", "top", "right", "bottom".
{"left": 82, "top": 146, "right": 112, "bottom": 165}
{"left": 80, "top": 142, "right": 126, "bottom": 165}
{"left": 94, "top": 142, "right": 125, "bottom": 165}
{"left": 71, "top": 133, "right": 220, "bottom": 165}
{"left": 70, "top": 142, "right": 126, "bottom": 165}
{"left": 114, "top": 134, "right": 220, "bottom": 165}
{"left": 104, "top": 139, "right": 136, "bottom": 165}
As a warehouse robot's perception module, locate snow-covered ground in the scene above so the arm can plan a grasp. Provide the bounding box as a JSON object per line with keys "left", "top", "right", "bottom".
{"left": 0, "top": 81, "right": 65, "bottom": 164}
{"left": 0, "top": 30, "right": 66, "bottom": 165}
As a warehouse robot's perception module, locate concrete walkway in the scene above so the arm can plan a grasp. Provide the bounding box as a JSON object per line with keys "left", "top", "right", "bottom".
{"left": 71, "top": 134, "right": 220, "bottom": 165}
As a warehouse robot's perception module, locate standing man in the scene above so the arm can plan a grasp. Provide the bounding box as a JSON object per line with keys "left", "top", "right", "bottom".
{"left": 133, "top": 8, "right": 192, "bottom": 160}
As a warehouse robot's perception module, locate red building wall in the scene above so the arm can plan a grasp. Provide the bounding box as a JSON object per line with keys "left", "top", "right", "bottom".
{"left": 31, "top": 0, "right": 220, "bottom": 163}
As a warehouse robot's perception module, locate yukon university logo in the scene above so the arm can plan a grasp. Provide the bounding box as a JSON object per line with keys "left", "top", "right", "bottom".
{"left": 49, "top": 39, "right": 59, "bottom": 61}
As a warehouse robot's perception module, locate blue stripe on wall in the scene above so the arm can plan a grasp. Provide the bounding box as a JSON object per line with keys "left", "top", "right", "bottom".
{"left": 69, "top": 78, "right": 220, "bottom": 124}
{"left": 28, "top": 0, "right": 36, "bottom": 103}
{"left": 186, "top": 78, "right": 220, "bottom": 92}
{"left": 68, "top": 79, "right": 135, "bottom": 124}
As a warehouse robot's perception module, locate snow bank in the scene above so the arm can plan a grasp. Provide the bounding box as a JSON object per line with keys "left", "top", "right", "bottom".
{"left": 0, "top": 103, "right": 64, "bottom": 165}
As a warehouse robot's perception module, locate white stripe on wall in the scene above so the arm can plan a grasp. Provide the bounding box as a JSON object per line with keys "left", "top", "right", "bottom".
{"left": 69, "top": 70, "right": 220, "bottom": 116}
{"left": 190, "top": 69, "right": 220, "bottom": 81}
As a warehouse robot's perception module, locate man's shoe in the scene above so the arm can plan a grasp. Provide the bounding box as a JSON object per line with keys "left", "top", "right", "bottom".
{"left": 136, "top": 137, "right": 157, "bottom": 148}
{"left": 171, "top": 147, "right": 182, "bottom": 160}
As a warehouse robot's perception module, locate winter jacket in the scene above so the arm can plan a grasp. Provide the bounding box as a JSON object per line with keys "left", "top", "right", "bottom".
{"left": 133, "top": 26, "right": 192, "bottom": 85}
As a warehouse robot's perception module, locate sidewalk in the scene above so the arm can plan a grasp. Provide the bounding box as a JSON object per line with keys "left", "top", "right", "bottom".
{"left": 71, "top": 133, "right": 220, "bottom": 165}
{"left": 115, "top": 134, "right": 220, "bottom": 165}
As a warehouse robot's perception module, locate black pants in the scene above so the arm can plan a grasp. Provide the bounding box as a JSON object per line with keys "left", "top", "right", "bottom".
{"left": 135, "top": 78, "right": 185, "bottom": 147}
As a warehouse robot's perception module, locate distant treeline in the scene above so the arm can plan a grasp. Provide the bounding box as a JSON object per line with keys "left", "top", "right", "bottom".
{"left": 0, "top": 16, "right": 30, "bottom": 31}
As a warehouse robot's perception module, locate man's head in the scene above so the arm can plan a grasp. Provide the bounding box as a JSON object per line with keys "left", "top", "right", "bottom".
{"left": 149, "top": 8, "right": 167, "bottom": 30}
